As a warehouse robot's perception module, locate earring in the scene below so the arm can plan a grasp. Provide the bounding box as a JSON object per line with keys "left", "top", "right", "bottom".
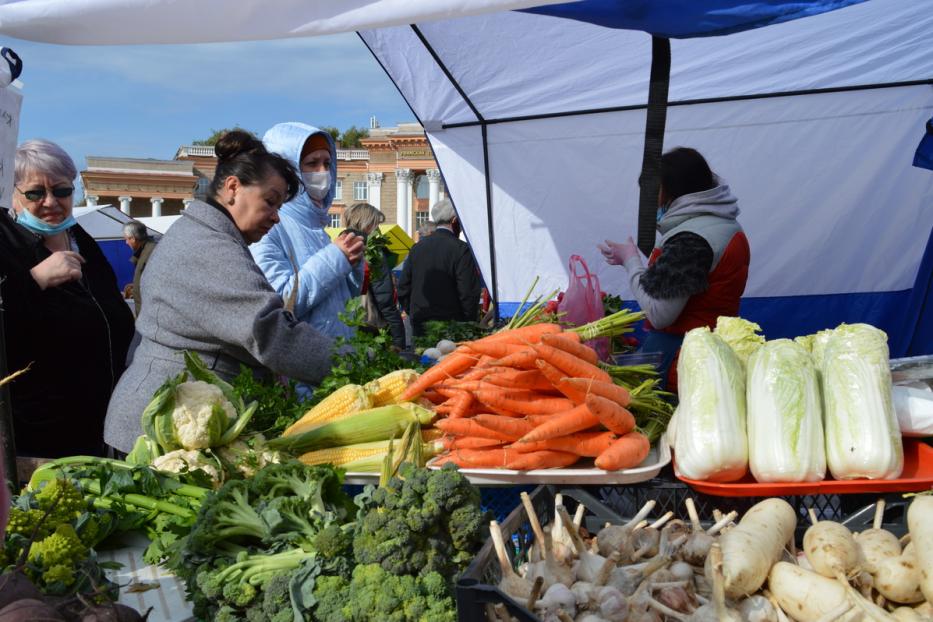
{"left": 228, "top": 196, "right": 235, "bottom": 206}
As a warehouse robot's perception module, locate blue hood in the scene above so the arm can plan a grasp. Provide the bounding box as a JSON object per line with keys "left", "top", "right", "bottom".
{"left": 262, "top": 122, "right": 337, "bottom": 228}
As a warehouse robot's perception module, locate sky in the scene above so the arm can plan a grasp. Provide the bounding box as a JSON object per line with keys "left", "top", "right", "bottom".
{"left": 7, "top": 33, "right": 414, "bottom": 196}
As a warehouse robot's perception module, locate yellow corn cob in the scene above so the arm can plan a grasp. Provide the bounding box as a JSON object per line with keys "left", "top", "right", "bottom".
{"left": 284, "top": 384, "right": 371, "bottom": 436}
{"left": 299, "top": 439, "right": 445, "bottom": 472}
{"left": 269, "top": 403, "right": 436, "bottom": 455}
{"left": 364, "top": 369, "right": 420, "bottom": 406}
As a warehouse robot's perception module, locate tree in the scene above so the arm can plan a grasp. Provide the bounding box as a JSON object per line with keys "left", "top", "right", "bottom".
{"left": 320, "top": 126, "right": 341, "bottom": 146}
{"left": 192, "top": 126, "right": 257, "bottom": 146}
{"left": 339, "top": 126, "right": 369, "bottom": 149}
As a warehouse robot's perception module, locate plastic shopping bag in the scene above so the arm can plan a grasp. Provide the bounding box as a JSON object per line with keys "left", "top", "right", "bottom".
{"left": 557, "top": 255, "right": 608, "bottom": 359}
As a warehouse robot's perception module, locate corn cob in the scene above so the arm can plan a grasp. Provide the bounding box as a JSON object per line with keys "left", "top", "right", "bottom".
{"left": 269, "top": 403, "right": 436, "bottom": 455}
{"left": 364, "top": 369, "right": 420, "bottom": 406}
{"left": 298, "top": 438, "right": 443, "bottom": 471}
{"left": 284, "top": 384, "right": 371, "bottom": 436}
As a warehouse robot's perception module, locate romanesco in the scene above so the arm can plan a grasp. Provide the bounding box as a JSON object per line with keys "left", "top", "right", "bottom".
{"left": 26, "top": 523, "right": 87, "bottom": 587}
{"left": 35, "top": 478, "right": 86, "bottom": 525}
{"left": 4, "top": 507, "right": 51, "bottom": 539}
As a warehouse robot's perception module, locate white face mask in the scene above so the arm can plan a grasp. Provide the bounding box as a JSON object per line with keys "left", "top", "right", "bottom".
{"left": 302, "top": 171, "right": 331, "bottom": 201}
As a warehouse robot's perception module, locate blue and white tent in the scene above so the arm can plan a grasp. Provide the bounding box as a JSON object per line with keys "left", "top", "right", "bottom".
{"left": 2, "top": 0, "right": 931, "bottom": 353}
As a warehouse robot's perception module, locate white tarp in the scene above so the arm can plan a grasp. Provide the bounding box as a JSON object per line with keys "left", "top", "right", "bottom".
{"left": 0, "top": 84, "right": 20, "bottom": 210}
{"left": 73, "top": 205, "right": 161, "bottom": 240}
{"left": 0, "top": 0, "right": 564, "bottom": 45}
{"left": 360, "top": 0, "right": 933, "bottom": 304}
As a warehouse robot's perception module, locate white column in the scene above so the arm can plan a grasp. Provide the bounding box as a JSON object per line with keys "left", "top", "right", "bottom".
{"left": 366, "top": 172, "right": 383, "bottom": 211}
{"left": 118, "top": 196, "right": 132, "bottom": 215}
{"left": 182, "top": 198, "right": 193, "bottom": 210}
{"left": 427, "top": 169, "right": 441, "bottom": 210}
{"left": 85, "top": 195, "right": 99, "bottom": 207}
{"left": 395, "top": 169, "right": 413, "bottom": 234}
{"left": 150, "top": 196, "right": 163, "bottom": 218}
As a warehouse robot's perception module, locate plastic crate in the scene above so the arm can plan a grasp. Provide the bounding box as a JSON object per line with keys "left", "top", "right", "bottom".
{"left": 456, "top": 483, "right": 911, "bottom": 621}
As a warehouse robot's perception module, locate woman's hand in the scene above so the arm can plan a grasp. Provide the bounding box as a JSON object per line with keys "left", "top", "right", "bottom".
{"left": 334, "top": 231, "right": 365, "bottom": 266}
{"left": 598, "top": 237, "right": 640, "bottom": 265}
{"left": 29, "top": 250, "right": 85, "bottom": 290}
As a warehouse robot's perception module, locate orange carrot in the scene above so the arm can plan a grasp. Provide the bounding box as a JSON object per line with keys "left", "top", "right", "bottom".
{"left": 484, "top": 405, "right": 524, "bottom": 418}
{"left": 470, "top": 414, "right": 537, "bottom": 440}
{"left": 541, "top": 333, "right": 600, "bottom": 365}
{"left": 465, "top": 341, "right": 532, "bottom": 360}
{"left": 469, "top": 323, "right": 563, "bottom": 346}
{"left": 434, "top": 386, "right": 470, "bottom": 399}
{"left": 506, "top": 450, "right": 579, "bottom": 470}
{"left": 532, "top": 343, "right": 611, "bottom": 383}
{"left": 439, "top": 447, "right": 521, "bottom": 468}
{"left": 524, "top": 414, "right": 554, "bottom": 427}
{"left": 473, "top": 389, "right": 575, "bottom": 416}
{"left": 584, "top": 394, "right": 635, "bottom": 435}
{"left": 595, "top": 431, "right": 650, "bottom": 470}
{"left": 513, "top": 431, "right": 617, "bottom": 456}
{"left": 535, "top": 360, "right": 587, "bottom": 402}
{"left": 483, "top": 369, "right": 556, "bottom": 393}
{"left": 442, "top": 436, "right": 507, "bottom": 450}
{"left": 401, "top": 347, "right": 479, "bottom": 400}
{"left": 516, "top": 404, "right": 600, "bottom": 443}
{"left": 488, "top": 348, "right": 538, "bottom": 370}
{"left": 422, "top": 390, "right": 446, "bottom": 405}
{"left": 434, "top": 418, "right": 514, "bottom": 441}
{"left": 562, "top": 377, "right": 632, "bottom": 407}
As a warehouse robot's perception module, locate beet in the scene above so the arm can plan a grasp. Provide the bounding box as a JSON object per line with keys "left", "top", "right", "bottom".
{"left": 0, "top": 572, "right": 43, "bottom": 610}
{"left": 79, "top": 604, "right": 145, "bottom": 622}
{"left": 0, "top": 598, "right": 67, "bottom": 621}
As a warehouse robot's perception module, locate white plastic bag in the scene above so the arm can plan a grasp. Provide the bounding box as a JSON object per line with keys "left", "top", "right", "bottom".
{"left": 893, "top": 384, "right": 933, "bottom": 437}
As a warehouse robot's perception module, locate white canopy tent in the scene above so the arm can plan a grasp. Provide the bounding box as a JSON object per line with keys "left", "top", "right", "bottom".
{"left": 2, "top": 0, "right": 931, "bottom": 353}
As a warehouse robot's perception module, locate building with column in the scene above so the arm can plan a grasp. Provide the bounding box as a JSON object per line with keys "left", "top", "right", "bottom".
{"left": 79, "top": 121, "right": 445, "bottom": 233}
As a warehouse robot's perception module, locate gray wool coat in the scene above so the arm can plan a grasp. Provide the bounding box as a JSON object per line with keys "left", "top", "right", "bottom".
{"left": 104, "top": 200, "right": 333, "bottom": 453}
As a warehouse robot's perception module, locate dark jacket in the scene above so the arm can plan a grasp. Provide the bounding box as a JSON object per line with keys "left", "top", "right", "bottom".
{"left": 398, "top": 228, "right": 482, "bottom": 333}
{"left": 0, "top": 209, "right": 135, "bottom": 457}
{"left": 104, "top": 200, "right": 334, "bottom": 453}
{"left": 367, "top": 247, "right": 406, "bottom": 349}
{"left": 130, "top": 238, "right": 157, "bottom": 318}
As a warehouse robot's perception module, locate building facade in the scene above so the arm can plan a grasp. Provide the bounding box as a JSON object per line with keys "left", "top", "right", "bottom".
{"left": 79, "top": 122, "right": 445, "bottom": 234}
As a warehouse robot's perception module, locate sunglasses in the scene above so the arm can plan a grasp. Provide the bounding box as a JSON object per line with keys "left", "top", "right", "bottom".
{"left": 16, "top": 186, "right": 74, "bottom": 202}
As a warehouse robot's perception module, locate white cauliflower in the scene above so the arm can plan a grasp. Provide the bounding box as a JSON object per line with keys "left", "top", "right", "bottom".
{"left": 216, "top": 434, "right": 281, "bottom": 478}
{"left": 151, "top": 449, "right": 222, "bottom": 484}
{"left": 172, "top": 381, "right": 237, "bottom": 449}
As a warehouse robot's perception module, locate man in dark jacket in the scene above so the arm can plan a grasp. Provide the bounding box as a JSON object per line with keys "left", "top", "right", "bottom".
{"left": 398, "top": 198, "right": 482, "bottom": 336}
{"left": 123, "top": 220, "right": 157, "bottom": 318}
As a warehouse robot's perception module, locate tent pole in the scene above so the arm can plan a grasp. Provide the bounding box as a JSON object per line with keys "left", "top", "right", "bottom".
{"left": 636, "top": 36, "right": 671, "bottom": 257}
{"left": 0, "top": 286, "right": 17, "bottom": 491}
{"left": 480, "top": 122, "right": 499, "bottom": 321}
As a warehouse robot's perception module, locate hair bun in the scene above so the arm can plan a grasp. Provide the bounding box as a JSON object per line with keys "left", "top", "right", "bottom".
{"left": 214, "top": 130, "right": 265, "bottom": 162}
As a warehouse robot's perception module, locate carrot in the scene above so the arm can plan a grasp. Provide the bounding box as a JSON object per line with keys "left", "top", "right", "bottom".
{"left": 442, "top": 436, "right": 507, "bottom": 450}
{"left": 469, "top": 323, "right": 563, "bottom": 346}
{"left": 434, "top": 386, "right": 470, "bottom": 399}
{"left": 535, "top": 360, "right": 587, "bottom": 402}
{"left": 473, "top": 389, "right": 575, "bottom": 416}
{"left": 594, "top": 431, "right": 650, "bottom": 471}
{"left": 516, "top": 404, "right": 600, "bottom": 443}
{"left": 434, "top": 418, "right": 514, "bottom": 441}
{"left": 465, "top": 341, "right": 533, "bottom": 360}
{"left": 422, "top": 390, "right": 446, "bottom": 405}
{"left": 562, "top": 377, "right": 632, "bottom": 407}
{"left": 541, "top": 333, "right": 600, "bottom": 365}
{"left": 483, "top": 369, "right": 556, "bottom": 393}
{"left": 439, "top": 447, "right": 521, "bottom": 468}
{"left": 470, "top": 414, "right": 537, "bottom": 440}
{"left": 484, "top": 405, "right": 524, "bottom": 418}
{"left": 488, "top": 348, "right": 538, "bottom": 370}
{"left": 401, "top": 347, "right": 479, "bottom": 400}
{"left": 513, "top": 431, "right": 617, "bottom": 456}
{"left": 584, "top": 394, "right": 635, "bottom": 435}
{"left": 506, "top": 450, "right": 579, "bottom": 470}
{"left": 532, "top": 343, "right": 611, "bottom": 383}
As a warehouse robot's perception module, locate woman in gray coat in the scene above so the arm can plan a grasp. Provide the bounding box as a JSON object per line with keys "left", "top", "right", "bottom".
{"left": 104, "top": 131, "right": 333, "bottom": 453}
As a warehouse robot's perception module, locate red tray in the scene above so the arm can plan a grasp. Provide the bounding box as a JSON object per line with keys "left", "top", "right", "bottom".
{"left": 675, "top": 438, "right": 933, "bottom": 497}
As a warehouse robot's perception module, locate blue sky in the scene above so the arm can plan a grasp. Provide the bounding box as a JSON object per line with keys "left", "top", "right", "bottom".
{"left": 8, "top": 33, "right": 414, "bottom": 195}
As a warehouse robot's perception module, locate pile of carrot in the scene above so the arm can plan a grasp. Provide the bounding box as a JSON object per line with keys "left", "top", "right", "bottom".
{"left": 400, "top": 323, "right": 652, "bottom": 472}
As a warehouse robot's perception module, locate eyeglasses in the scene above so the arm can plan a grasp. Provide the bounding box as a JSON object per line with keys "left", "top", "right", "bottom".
{"left": 16, "top": 186, "right": 74, "bottom": 202}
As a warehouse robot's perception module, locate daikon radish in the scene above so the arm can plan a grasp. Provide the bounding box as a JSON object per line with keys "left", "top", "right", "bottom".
{"left": 891, "top": 607, "right": 925, "bottom": 622}
{"left": 768, "top": 562, "right": 854, "bottom": 621}
{"left": 716, "top": 498, "right": 796, "bottom": 598}
{"left": 906, "top": 495, "right": 933, "bottom": 603}
{"left": 803, "top": 519, "right": 861, "bottom": 579}
{"left": 856, "top": 501, "right": 902, "bottom": 575}
{"left": 874, "top": 542, "right": 924, "bottom": 604}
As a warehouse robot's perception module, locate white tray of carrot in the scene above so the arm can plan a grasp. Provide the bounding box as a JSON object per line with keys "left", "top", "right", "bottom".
{"left": 427, "top": 438, "right": 670, "bottom": 485}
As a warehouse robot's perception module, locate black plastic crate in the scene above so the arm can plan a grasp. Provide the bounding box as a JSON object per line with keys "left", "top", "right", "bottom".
{"left": 456, "top": 483, "right": 910, "bottom": 621}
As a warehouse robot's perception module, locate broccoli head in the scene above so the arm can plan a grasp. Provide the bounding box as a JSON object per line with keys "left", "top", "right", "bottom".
{"left": 324, "top": 563, "right": 455, "bottom": 622}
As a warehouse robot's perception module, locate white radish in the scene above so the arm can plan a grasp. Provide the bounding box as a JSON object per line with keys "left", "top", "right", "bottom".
{"left": 874, "top": 542, "right": 924, "bottom": 604}
{"left": 856, "top": 501, "right": 902, "bottom": 576}
{"left": 803, "top": 519, "right": 861, "bottom": 579}
{"left": 906, "top": 495, "right": 933, "bottom": 603}
{"left": 768, "top": 562, "right": 894, "bottom": 622}
{"left": 716, "top": 498, "right": 797, "bottom": 598}
{"left": 891, "top": 607, "right": 925, "bottom": 622}
{"left": 490, "top": 519, "right": 534, "bottom": 600}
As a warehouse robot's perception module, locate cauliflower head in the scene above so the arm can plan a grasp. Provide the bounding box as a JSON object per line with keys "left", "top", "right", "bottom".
{"left": 152, "top": 448, "right": 222, "bottom": 484}
{"left": 172, "top": 381, "right": 237, "bottom": 449}
{"left": 216, "top": 434, "right": 281, "bottom": 478}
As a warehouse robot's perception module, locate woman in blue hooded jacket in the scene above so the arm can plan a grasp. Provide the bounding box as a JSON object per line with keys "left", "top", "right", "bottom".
{"left": 252, "top": 123, "right": 365, "bottom": 338}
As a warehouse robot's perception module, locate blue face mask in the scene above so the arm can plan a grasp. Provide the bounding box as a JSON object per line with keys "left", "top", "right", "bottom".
{"left": 14, "top": 208, "right": 77, "bottom": 236}
{"left": 656, "top": 207, "right": 666, "bottom": 223}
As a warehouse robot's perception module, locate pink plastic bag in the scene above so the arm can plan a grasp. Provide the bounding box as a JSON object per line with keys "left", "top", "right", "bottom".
{"left": 557, "top": 255, "right": 609, "bottom": 360}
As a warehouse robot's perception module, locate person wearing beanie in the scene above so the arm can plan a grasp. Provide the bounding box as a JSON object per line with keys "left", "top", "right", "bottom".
{"left": 252, "top": 123, "right": 365, "bottom": 338}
